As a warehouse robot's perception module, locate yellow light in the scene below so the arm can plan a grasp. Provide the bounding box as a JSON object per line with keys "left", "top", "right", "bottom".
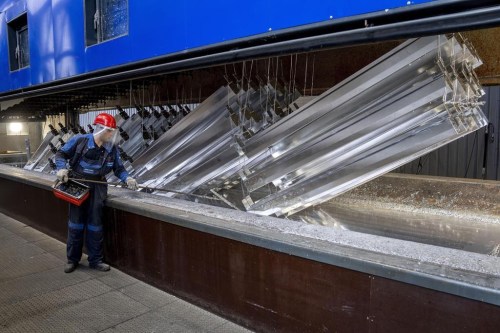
{"left": 9, "top": 122, "right": 22, "bottom": 133}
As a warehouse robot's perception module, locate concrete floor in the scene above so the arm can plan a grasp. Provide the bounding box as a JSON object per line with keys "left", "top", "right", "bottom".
{"left": 0, "top": 212, "right": 252, "bottom": 333}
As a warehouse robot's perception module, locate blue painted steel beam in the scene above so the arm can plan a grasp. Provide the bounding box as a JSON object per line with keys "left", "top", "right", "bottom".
{"left": 0, "top": 0, "right": 432, "bottom": 94}
{"left": 0, "top": 0, "right": 499, "bottom": 101}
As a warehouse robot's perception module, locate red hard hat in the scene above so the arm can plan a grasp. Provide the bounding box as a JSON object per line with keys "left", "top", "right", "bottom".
{"left": 93, "top": 113, "right": 116, "bottom": 129}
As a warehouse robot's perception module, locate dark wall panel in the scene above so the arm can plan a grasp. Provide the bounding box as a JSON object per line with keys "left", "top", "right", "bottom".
{"left": 104, "top": 209, "right": 372, "bottom": 333}
{"left": 0, "top": 178, "right": 67, "bottom": 241}
{"left": 397, "top": 86, "right": 500, "bottom": 180}
{"left": 370, "top": 277, "right": 500, "bottom": 333}
{"left": 486, "top": 86, "right": 500, "bottom": 179}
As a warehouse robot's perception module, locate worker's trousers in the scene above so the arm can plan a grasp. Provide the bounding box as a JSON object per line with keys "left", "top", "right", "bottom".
{"left": 67, "top": 183, "right": 107, "bottom": 265}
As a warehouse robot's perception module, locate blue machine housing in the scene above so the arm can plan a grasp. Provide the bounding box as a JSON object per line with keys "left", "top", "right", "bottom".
{"left": 0, "top": 0, "right": 434, "bottom": 94}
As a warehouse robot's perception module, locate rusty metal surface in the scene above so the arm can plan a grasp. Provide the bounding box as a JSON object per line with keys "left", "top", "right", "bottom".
{"left": 0, "top": 177, "right": 67, "bottom": 243}
{"left": 104, "top": 210, "right": 372, "bottom": 333}
{"left": 104, "top": 209, "right": 500, "bottom": 333}
{"left": 369, "top": 276, "right": 500, "bottom": 333}
{"left": 463, "top": 27, "right": 500, "bottom": 86}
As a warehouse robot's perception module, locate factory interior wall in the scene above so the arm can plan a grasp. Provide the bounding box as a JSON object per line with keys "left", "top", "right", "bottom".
{"left": 0, "top": 122, "right": 42, "bottom": 153}
{"left": 41, "top": 115, "right": 66, "bottom": 136}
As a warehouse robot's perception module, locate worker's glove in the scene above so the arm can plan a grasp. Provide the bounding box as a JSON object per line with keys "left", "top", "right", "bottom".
{"left": 56, "top": 169, "right": 69, "bottom": 183}
{"left": 126, "top": 177, "right": 138, "bottom": 191}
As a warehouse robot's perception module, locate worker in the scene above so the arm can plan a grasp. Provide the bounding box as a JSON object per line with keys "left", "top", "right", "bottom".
{"left": 55, "top": 113, "right": 138, "bottom": 273}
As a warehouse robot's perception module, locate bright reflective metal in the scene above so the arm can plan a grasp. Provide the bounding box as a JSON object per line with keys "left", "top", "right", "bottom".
{"left": 23, "top": 125, "right": 59, "bottom": 170}
{"left": 294, "top": 205, "right": 500, "bottom": 256}
{"left": 29, "top": 124, "right": 77, "bottom": 173}
{"left": 242, "top": 35, "right": 487, "bottom": 216}
{"left": 106, "top": 35, "right": 489, "bottom": 217}
{"left": 25, "top": 35, "right": 488, "bottom": 219}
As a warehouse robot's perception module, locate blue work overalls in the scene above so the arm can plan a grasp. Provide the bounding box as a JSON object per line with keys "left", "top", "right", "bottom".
{"left": 55, "top": 134, "right": 128, "bottom": 265}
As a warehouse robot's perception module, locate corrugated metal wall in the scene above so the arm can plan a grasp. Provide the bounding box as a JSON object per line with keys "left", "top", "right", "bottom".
{"left": 79, "top": 108, "right": 133, "bottom": 127}
{"left": 396, "top": 86, "right": 500, "bottom": 180}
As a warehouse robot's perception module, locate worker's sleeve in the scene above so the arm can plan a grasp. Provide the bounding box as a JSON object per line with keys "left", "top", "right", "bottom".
{"left": 112, "top": 148, "right": 129, "bottom": 182}
{"left": 54, "top": 136, "right": 80, "bottom": 170}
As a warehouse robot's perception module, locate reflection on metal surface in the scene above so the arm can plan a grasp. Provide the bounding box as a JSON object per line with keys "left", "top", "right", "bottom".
{"left": 289, "top": 173, "right": 500, "bottom": 256}
{"left": 294, "top": 204, "right": 500, "bottom": 256}
{"left": 238, "top": 35, "right": 487, "bottom": 216}
{"left": 490, "top": 244, "right": 500, "bottom": 257}
{"left": 23, "top": 124, "right": 59, "bottom": 171}
{"left": 24, "top": 35, "right": 488, "bottom": 220}
{"left": 129, "top": 84, "right": 300, "bottom": 196}
{"left": 126, "top": 35, "right": 487, "bottom": 218}
{"left": 24, "top": 123, "right": 78, "bottom": 173}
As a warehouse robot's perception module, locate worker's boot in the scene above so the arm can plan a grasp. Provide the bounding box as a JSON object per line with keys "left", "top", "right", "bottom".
{"left": 64, "top": 261, "right": 78, "bottom": 273}
{"left": 90, "top": 262, "right": 110, "bottom": 271}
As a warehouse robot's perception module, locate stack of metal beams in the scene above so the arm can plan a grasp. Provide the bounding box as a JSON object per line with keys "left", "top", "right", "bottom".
{"left": 24, "top": 123, "right": 82, "bottom": 173}
{"left": 24, "top": 104, "right": 186, "bottom": 179}
{"left": 24, "top": 34, "right": 487, "bottom": 218}
{"left": 233, "top": 35, "right": 487, "bottom": 216}
{"left": 105, "top": 104, "right": 190, "bottom": 182}
{"left": 130, "top": 84, "right": 301, "bottom": 196}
